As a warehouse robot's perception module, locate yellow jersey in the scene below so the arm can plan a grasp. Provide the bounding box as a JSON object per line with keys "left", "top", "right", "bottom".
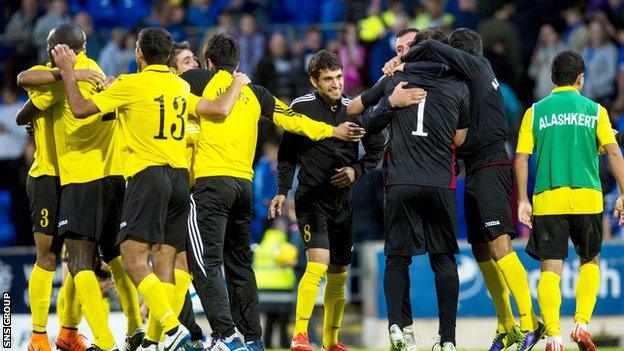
{"left": 30, "top": 52, "right": 123, "bottom": 185}
{"left": 25, "top": 64, "right": 59, "bottom": 178}
{"left": 91, "top": 64, "right": 194, "bottom": 179}
{"left": 180, "top": 69, "right": 333, "bottom": 181}
{"left": 516, "top": 86, "right": 616, "bottom": 215}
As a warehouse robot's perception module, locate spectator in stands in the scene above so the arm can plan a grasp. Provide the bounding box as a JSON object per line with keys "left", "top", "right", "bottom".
{"left": 236, "top": 13, "right": 265, "bottom": 76}
{"left": 0, "top": 86, "right": 29, "bottom": 243}
{"left": 98, "top": 28, "right": 127, "bottom": 76}
{"left": 358, "top": 0, "right": 408, "bottom": 43}
{"left": 561, "top": 3, "right": 588, "bottom": 53}
{"left": 167, "top": 5, "right": 188, "bottom": 42}
{"left": 410, "top": 0, "right": 455, "bottom": 31}
{"left": 528, "top": 23, "right": 566, "bottom": 100}
{"left": 337, "top": 23, "right": 366, "bottom": 95}
{"left": 4, "top": 0, "right": 39, "bottom": 54}
{"left": 452, "top": 0, "right": 481, "bottom": 30}
{"left": 142, "top": 0, "right": 171, "bottom": 28}
{"left": 252, "top": 142, "right": 279, "bottom": 244}
{"left": 301, "top": 26, "right": 325, "bottom": 69}
{"left": 255, "top": 31, "right": 306, "bottom": 100}
{"left": 611, "top": 25, "right": 624, "bottom": 114}
{"left": 582, "top": 19, "right": 618, "bottom": 105}
{"left": 187, "top": 0, "right": 228, "bottom": 29}
{"left": 33, "top": 0, "right": 70, "bottom": 63}
{"left": 116, "top": 0, "right": 150, "bottom": 30}
{"left": 74, "top": 12, "right": 104, "bottom": 61}
{"left": 83, "top": 0, "right": 117, "bottom": 30}
{"left": 477, "top": 0, "right": 521, "bottom": 83}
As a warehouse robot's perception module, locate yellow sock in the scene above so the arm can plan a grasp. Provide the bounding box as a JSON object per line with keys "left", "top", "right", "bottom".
{"left": 74, "top": 271, "right": 115, "bottom": 349}
{"left": 146, "top": 281, "right": 178, "bottom": 342}
{"left": 102, "top": 297, "right": 110, "bottom": 321}
{"left": 138, "top": 274, "right": 179, "bottom": 334}
{"left": 29, "top": 264, "right": 55, "bottom": 332}
{"left": 294, "top": 262, "right": 328, "bottom": 336}
{"left": 538, "top": 271, "right": 561, "bottom": 336}
{"left": 109, "top": 256, "right": 143, "bottom": 334}
{"left": 478, "top": 259, "right": 515, "bottom": 332}
{"left": 173, "top": 269, "right": 192, "bottom": 316}
{"left": 323, "top": 271, "right": 347, "bottom": 347}
{"left": 57, "top": 285, "right": 65, "bottom": 318}
{"left": 61, "top": 274, "right": 82, "bottom": 329}
{"left": 497, "top": 252, "right": 535, "bottom": 331}
{"left": 575, "top": 263, "right": 600, "bottom": 324}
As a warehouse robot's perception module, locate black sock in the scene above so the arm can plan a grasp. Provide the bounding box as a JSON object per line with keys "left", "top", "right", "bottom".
{"left": 141, "top": 339, "right": 158, "bottom": 347}
{"left": 384, "top": 255, "right": 413, "bottom": 330}
{"left": 429, "top": 253, "right": 458, "bottom": 345}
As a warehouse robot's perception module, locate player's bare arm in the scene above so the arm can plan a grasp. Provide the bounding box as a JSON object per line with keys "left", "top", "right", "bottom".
{"left": 330, "top": 167, "right": 356, "bottom": 188}
{"left": 17, "top": 67, "right": 104, "bottom": 88}
{"left": 346, "top": 96, "right": 365, "bottom": 115}
{"left": 15, "top": 99, "right": 41, "bottom": 125}
{"left": 268, "top": 194, "right": 286, "bottom": 219}
{"left": 454, "top": 128, "right": 468, "bottom": 147}
{"left": 52, "top": 44, "right": 100, "bottom": 118}
{"left": 514, "top": 153, "right": 532, "bottom": 229}
{"left": 388, "top": 81, "right": 426, "bottom": 108}
{"left": 603, "top": 143, "right": 624, "bottom": 224}
{"left": 332, "top": 121, "right": 365, "bottom": 142}
{"left": 194, "top": 72, "right": 250, "bottom": 119}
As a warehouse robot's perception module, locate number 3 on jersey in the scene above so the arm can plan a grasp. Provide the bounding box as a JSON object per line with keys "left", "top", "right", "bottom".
{"left": 411, "top": 98, "right": 428, "bottom": 137}
{"left": 153, "top": 95, "right": 186, "bottom": 140}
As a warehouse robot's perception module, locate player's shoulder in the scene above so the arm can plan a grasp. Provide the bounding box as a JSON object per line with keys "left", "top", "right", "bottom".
{"left": 27, "top": 63, "right": 53, "bottom": 71}
{"left": 290, "top": 93, "right": 317, "bottom": 108}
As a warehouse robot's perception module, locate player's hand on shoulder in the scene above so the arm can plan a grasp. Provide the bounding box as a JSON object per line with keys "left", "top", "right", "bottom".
{"left": 331, "top": 167, "right": 356, "bottom": 188}
{"left": 269, "top": 194, "right": 286, "bottom": 219}
{"left": 383, "top": 56, "right": 403, "bottom": 76}
{"left": 232, "top": 72, "right": 251, "bottom": 86}
{"left": 333, "top": 121, "right": 365, "bottom": 142}
{"left": 25, "top": 122, "right": 34, "bottom": 138}
{"left": 614, "top": 195, "right": 624, "bottom": 225}
{"left": 75, "top": 69, "right": 104, "bottom": 87}
{"left": 51, "top": 44, "right": 77, "bottom": 72}
{"left": 389, "top": 81, "right": 427, "bottom": 108}
{"left": 517, "top": 200, "right": 533, "bottom": 229}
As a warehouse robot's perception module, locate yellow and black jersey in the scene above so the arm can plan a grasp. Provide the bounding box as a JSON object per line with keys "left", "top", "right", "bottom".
{"left": 24, "top": 64, "right": 59, "bottom": 178}
{"left": 90, "top": 64, "right": 194, "bottom": 179}
{"left": 30, "top": 52, "right": 123, "bottom": 185}
{"left": 180, "top": 68, "right": 333, "bottom": 181}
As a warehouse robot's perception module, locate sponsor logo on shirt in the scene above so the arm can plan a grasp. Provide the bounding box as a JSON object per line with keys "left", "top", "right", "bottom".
{"left": 58, "top": 220, "right": 68, "bottom": 227}
{"left": 484, "top": 220, "right": 501, "bottom": 228}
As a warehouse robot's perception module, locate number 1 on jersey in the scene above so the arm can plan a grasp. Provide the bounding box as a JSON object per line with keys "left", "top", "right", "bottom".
{"left": 411, "top": 98, "right": 428, "bottom": 137}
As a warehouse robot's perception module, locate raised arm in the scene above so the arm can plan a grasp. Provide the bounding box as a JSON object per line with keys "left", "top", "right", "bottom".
{"left": 359, "top": 81, "right": 424, "bottom": 134}
{"left": 402, "top": 39, "right": 480, "bottom": 80}
{"left": 193, "top": 72, "right": 250, "bottom": 119}
{"left": 15, "top": 100, "right": 41, "bottom": 125}
{"left": 347, "top": 76, "right": 388, "bottom": 115}
{"left": 252, "top": 85, "right": 365, "bottom": 142}
{"left": 17, "top": 68, "right": 104, "bottom": 89}
{"left": 51, "top": 45, "right": 100, "bottom": 118}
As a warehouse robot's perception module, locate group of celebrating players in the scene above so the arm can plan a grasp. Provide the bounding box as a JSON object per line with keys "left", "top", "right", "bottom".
{"left": 14, "top": 17, "right": 624, "bottom": 351}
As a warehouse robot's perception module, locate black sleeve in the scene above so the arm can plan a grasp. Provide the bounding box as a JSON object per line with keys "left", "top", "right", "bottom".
{"left": 277, "top": 131, "right": 300, "bottom": 196}
{"left": 616, "top": 130, "right": 624, "bottom": 147}
{"left": 360, "top": 76, "right": 389, "bottom": 108}
{"left": 352, "top": 129, "right": 384, "bottom": 179}
{"left": 359, "top": 97, "right": 394, "bottom": 134}
{"left": 179, "top": 68, "right": 216, "bottom": 96}
{"left": 401, "top": 39, "right": 480, "bottom": 80}
{"left": 458, "top": 84, "right": 470, "bottom": 129}
{"left": 249, "top": 84, "right": 276, "bottom": 119}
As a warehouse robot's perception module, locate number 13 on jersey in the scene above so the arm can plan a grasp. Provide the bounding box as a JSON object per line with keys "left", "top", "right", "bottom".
{"left": 411, "top": 98, "right": 428, "bottom": 137}
{"left": 153, "top": 95, "right": 186, "bottom": 141}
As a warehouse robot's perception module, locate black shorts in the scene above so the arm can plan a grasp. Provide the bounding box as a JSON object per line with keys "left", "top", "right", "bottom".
{"left": 294, "top": 187, "right": 353, "bottom": 266}
{"left": 465, "top": 157, "right": 516, "bottom": 245}
{"left": 384, "top": 185, "right": 458, "bottom": 256}
{"left": 119, "top": 166, "right": 189, "bottom": 250}
{"left": 526, "top": 214, "right": 602, "bottom": 261}
{"left": 26, "top": 175, "right": 63, "bottom": 253}
{"left": 58, "top": 176, "right": 125, "bottom": 245}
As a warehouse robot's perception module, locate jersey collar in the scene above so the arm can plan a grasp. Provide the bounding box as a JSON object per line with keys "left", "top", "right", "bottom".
{"left": 551, "top": 86, "right": 579, "bottom": 94}
{"left": 143, "top": 64, "right": 171, "bottom": 73}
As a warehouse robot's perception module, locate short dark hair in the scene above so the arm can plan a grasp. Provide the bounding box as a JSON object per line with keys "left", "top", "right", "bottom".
{"left": 308, "top": 49, "right": 343, "bottom": 81}
{"left": 137, "top": 27, "right": 173, "bottom": 65}
{"left": 167, "top": 41, "right": 191, "bottom": 68}
{"left": 203, "top": 34, "right": 239, "bottom": 72}
{"left": 397, "top": 28, "right": 419, "bottom": 39}
{"left": 551, "top": 50, "right": 584, "bottom": 86}
{"left": 448, "top": 28, "right": 483, "bottom": 55}
{"left": 48, "top": 23, "right": 85, "bottom": 53}
{"left": 410, "top": 28, "right": 446, "bottom": 47}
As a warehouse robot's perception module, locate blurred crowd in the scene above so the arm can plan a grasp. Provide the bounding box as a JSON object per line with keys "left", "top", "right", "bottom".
{"left": 2, "top": 0, "right": 624, "bottom": 247}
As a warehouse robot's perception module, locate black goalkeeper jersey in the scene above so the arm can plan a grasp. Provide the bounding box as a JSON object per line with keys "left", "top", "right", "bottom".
{"left": 361, "top": 63, "right": 470, "bottom": 189}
